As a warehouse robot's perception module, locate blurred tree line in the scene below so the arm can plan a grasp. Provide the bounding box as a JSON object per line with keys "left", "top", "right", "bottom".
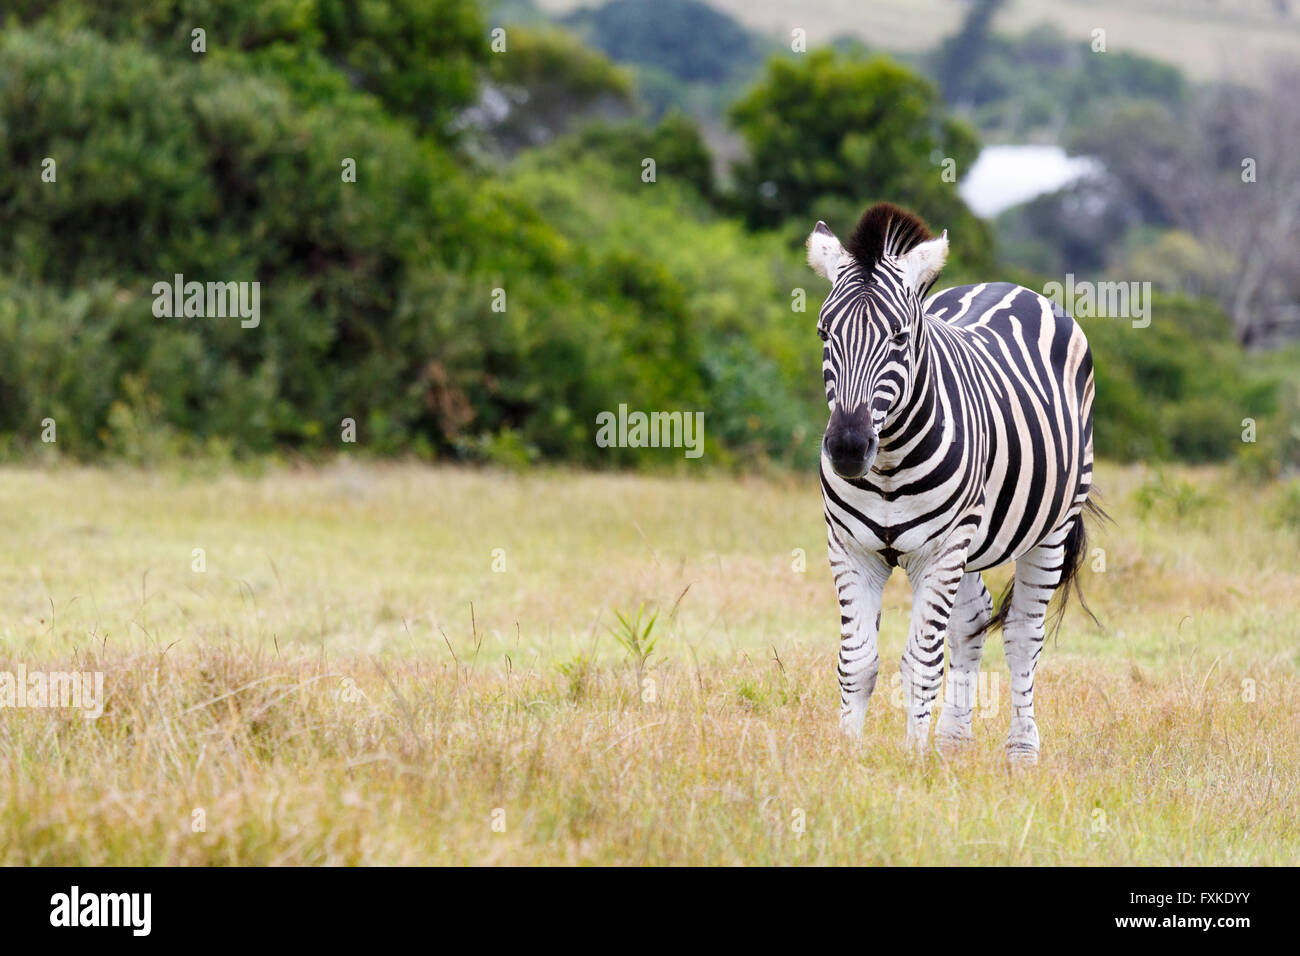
{"left": 0, "top": 0, "right": 1292, "bottom": 475}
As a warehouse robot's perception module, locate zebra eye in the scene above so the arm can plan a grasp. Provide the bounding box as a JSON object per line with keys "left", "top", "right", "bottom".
{"left": 817, "top": 326, "right": 829, "bottom": 342}
{"left": 890, "top": 328, "right": 908, "bottom": 346}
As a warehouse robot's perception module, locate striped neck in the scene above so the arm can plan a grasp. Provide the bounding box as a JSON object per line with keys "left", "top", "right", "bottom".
{"left": 875, "top": 315, "right": 945, "bottom": 468}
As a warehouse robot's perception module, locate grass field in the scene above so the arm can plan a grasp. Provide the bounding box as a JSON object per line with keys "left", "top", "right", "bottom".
{"left": 2, "top": 460, "right": 1298, "bottom": 864}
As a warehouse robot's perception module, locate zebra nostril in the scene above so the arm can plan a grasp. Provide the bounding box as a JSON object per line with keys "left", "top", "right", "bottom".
{"left": 838, "top": 432, "right": 866, "bottom": 459}
{"left": 825, "top": 428, "right": 875, "bottom": 478}
{"left": 824, "top": 406, "right": 878, "bottom": 477}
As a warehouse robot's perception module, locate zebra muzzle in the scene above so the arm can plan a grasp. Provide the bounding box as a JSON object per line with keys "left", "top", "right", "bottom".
{"left": 823, "top": 407, "right": 878, "bottom": 479}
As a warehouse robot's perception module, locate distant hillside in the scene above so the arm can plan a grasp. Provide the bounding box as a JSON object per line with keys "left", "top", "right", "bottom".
{"left": 561, "top": 0, "right": 766, "bottom": 83}
{"left": 539, "top": 0, "right": 1300, "bottom": 83}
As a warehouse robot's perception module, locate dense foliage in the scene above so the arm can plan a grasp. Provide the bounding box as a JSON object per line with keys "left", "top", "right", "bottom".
{"left": 729, "top": 50, "right": 994, "bottom": 272}
{"left": 10, "top": 0, "right": 488, "bottom": 138}
{"left": 936, "top": 18, "right": 1186, "bottom": 140}
{"left": 560, "top": 0, "right": 768, "bottom": 117}
{"left": 563, "top": 0, "right": 760, "bottom": 84}
{"left": 477, "top": 25, "right": 635, "bottom": 157}
{"left": 0, "top": 1, "right": 1289, "bottom": 475}
{"left": 1075, "top": 295, "right": 1278, "bottom": 463}
{"left": 0, "top": 19, "right": 824, "bottom": 466}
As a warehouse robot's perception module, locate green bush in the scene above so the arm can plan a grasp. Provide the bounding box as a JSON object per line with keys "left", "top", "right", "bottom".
{"left": 1077, "top": 293, "right": 1277, "bottom": 463}
{"left": 0, "top": 26, "right": 599, "bottom": 461}
{"left": 0, "top": 21, "right": 823, "bottom": 468}
{"left": 563, "top": 0, "right": 762, "bottom": 85}
{"left": 0, "top": 9, "right": 1286, "bottom": 476}
{"left": 12, "top": 0, "right": 488, "bottom": 138}
{"left": 505, "top": 139, "right": 826, "bottom": 467}
{"left": 728, "top": 49, "right": 993, "bottom": 271}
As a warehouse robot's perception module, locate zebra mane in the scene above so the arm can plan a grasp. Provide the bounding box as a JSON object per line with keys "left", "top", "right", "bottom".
{"left": 844, "top": 202, "right": 933, "bottom": 273}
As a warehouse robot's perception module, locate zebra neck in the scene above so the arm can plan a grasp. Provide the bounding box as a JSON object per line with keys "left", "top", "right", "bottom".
{"left": 876, "top": 319, "right": 946, "bottom": 462}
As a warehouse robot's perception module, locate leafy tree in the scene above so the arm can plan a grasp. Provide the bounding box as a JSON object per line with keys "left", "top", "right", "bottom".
{"left": 949, "top": 24, "right": 1185, "bottom": 140}
{"left": 729, "top": 49, "right": 991, "bottom": 268}
{"left": 554, "top": 0, "right": 770, "bottom": 119}
{"left": 931, "top": 0, "right": 1007, "bottom": 105}
{"left": 1076, "top": 294, "right": 1276, "bottom": 462}
{"left": 0, "top": 3, "right": 1286, "bottom": 472}
{"left": 1069, "top": 70, "right": 1300, "bottom": 345}
{"left": 10, "top": 0, "right": 489, "bottom": 138}
{"left": 545, "top": 112, "right": 717, "bottom": 202}
{"left": 474, "top": 26, "right": 636, "bottom": 157}
{"left": 0, "top": 21, "right": 813, "bottom": 467}
{"left": 563, "top": 0, "right": 761, "bottom": 85}
{"left": 0, "top": 24, "right": 588, "bottom": 459}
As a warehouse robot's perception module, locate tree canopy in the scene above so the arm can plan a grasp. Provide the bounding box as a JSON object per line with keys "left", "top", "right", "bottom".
{"left": 729, "top": 50, "right": 992, "bottom": 269}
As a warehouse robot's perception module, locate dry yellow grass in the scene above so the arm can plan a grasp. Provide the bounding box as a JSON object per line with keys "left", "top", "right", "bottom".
{"left": 1, "top": 460, "right": 1297, "bottom": 864}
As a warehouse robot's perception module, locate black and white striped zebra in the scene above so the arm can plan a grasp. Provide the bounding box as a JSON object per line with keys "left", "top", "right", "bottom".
{"left": 806, "top": 202, "right": 1099, "bottom": 763}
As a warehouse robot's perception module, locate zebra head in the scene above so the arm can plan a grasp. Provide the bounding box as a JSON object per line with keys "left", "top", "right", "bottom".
{"left": 806, "top": 203, "right": 949, "bottom": 479}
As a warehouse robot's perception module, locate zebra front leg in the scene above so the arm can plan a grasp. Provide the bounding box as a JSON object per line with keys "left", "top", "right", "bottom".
{"left": 900, "top": 540, "right": 970, "bottom": 752}
{"left": 934, "top": 571, "right": 993, "bottom": 750}
{"left": 1003, "top": 523, "right": 1072, "bottom": 765}
{"left": 830, "top": 542, "right": 890, "bottom": 736}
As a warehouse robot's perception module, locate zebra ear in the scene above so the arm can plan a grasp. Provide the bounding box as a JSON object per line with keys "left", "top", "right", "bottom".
{"left": 899, "top": 230, "right": 948, "bottom": 292}
{"left": 806, "top": 221, "right": 848, "bottom": 281}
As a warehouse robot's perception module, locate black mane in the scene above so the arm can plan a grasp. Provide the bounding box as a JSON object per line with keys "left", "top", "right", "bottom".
{"left": 844, "top": 202, "right": 933, "bottom": 272}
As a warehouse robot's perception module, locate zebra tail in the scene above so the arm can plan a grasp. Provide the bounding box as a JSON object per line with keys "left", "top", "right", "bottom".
{"left": 989, "top": 493, "right": 1111, "bottom": 640}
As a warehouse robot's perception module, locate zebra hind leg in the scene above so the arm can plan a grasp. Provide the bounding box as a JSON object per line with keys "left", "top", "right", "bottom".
{"left": 1001, "top": 521, "right": 1074, "bottom": 765}
{"left": 934, "top": 571, "right": 993, "bottom": 752}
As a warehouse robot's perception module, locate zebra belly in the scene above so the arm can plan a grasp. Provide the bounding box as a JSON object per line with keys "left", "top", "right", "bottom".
{"left": 963, "top": 465, "right": 1080, "bottom": 571}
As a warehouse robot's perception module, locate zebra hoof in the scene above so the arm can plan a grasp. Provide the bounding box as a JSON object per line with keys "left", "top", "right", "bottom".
{"left": 934, "top": 727, "right": 973, "bottom": 757}
{"left": 904, "top": 723, "right": 932, "bottom": 757}
{"left": 1005, "top": 718, "right": 1040, "bottom": 766}
{"left": 935, "top": 711, "right": 973, "bottom": 748}
{"left": 1006, "top": 746, "right": 1039, "bottom": 768}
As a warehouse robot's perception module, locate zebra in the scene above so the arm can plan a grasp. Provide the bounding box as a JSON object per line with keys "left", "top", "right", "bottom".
{"left": 805, "top": 202, "right": 1100, "bottom": 764}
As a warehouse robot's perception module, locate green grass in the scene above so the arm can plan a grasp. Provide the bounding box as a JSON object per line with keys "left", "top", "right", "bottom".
{"left": 1, "top": 460, "right": 1297, "bottom": 864}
